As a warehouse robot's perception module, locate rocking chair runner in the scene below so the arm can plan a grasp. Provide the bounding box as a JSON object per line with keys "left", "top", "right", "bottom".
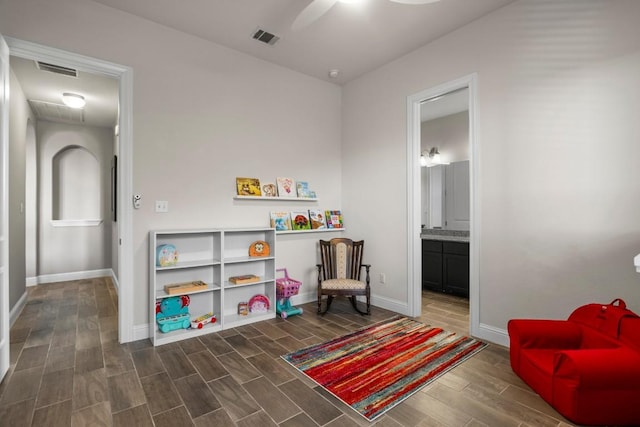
{"left": 316, "top": 238, "right": 371, "bottom": 315}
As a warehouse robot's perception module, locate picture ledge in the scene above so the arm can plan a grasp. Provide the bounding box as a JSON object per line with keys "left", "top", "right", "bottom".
{"left": 276, "top": 228, "right": 345, "bottom": 234}
{"left": 51, "top": 219, "right": 103, "bottom": 227}
{"left": 233, "top": 195, "right": 318, "bottom": 201}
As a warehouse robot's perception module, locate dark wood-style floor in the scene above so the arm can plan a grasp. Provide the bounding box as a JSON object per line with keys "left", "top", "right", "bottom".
{"left": 0, "top": 278, "right": 576, "bottom": 426}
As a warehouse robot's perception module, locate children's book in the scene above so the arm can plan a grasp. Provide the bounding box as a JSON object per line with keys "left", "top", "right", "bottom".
{"left": 290, "top": 211, "right": 311, "bottom": 230}
{"left": 308, "top": 209, "right": 327, "bottom": 230}
{"left": 262, "top": 182, "right": 277, "bottom": 197}
{"left": 276, "top": 177, "right": 295, "bottom": 198}
{"left": 296, "top": 181, "right": 311, "bottom": 198}
{"left": 236, "top": 177, "right": 262, "bottom": 196}
{"left": 325, "top": 210, "right": 344, "bottom": 229}
{"left": 270, "top": 212, "right": 292, "bottom": 231}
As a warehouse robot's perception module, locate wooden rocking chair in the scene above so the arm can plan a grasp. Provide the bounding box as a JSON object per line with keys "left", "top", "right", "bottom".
{"left": 316, "top": 238, "right": 371, "bottom": 315}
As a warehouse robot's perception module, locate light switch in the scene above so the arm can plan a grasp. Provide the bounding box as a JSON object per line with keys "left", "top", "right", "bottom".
{"left": 155, "top": 200, "right": 169, "bottom": 213}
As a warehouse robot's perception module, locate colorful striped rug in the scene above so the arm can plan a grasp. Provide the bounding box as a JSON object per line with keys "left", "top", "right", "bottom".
{"left": 282, "top": 316, "right": 487, "bottom": 421}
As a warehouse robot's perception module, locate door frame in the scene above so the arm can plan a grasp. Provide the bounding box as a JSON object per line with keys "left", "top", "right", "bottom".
{"left": 406, "top": 73, "right": 480, "bottom": 336}
{"left": 0, "top": 34, "right": 10, "bottom": 381}
{"left": 5, "top": 37, "right": 136, "bottom": 343}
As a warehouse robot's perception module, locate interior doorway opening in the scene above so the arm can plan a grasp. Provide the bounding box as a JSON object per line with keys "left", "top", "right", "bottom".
{"left": 4, "top": 36, "right": 134, "bottom": 345}
{"left": 406, "top": 73, "right": 479, "bottom": 337}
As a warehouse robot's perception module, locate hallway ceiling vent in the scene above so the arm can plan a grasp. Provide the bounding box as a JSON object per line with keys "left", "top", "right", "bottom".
{"left": 35, "top": 61, "right": 78, "bottom": 78}
{"left": 251, "top": 28, "right": 280, "bottom": 46}
{"left": 28, "top": 99, "right": 85, "bottom": 124}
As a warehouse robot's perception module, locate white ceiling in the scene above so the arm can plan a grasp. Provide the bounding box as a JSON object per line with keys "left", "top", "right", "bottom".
{"left": 11, "top": 56, "right": 119, "bottom": 128}
{"left": 91, "top": 0, "right": 515, "bottom": 85}
{"left": 9, "top": 0, "right": 512, "bottom": 128}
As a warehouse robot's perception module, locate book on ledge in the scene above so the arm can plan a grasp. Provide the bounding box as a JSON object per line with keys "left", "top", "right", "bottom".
{"left": 229, "top": 275, "right": 260, "bottom": 285}
{"left": 325, "top": 210, "right": 344, "bottom": 229}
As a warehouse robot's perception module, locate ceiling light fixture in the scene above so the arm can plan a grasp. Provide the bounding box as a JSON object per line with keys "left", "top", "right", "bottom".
{"left": 328, "top": 69, "right": 340, "bottom": 79}
{"left": 62, "top": 92, "right": 86, "bottom": 109}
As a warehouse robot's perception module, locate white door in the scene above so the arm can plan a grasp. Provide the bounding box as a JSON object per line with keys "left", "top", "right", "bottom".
{"left": 0, "top": 34, "right": 10, "bottom": 382}
{"left": 445, "top": 160, "right": 470, "bottom": 231}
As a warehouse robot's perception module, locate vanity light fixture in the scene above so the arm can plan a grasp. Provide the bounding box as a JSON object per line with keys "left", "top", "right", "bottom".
{"left": 420, "top": 147, "right": 443, "bottom": 167}
{"left": 62, "top": 92, "right": 86, "bottom": 109}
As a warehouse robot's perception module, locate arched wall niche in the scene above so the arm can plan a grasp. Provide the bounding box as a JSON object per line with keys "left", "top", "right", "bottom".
{"left": 51, "top": 144, "right": 101, "bottom": 221}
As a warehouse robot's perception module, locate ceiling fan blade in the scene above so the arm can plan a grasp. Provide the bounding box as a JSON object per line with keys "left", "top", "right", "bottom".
{"left": 388, "top": 0, "right": 440, "bottom": 4}
{"left": 292, "top": 0, "right": 339, "bottom": 31}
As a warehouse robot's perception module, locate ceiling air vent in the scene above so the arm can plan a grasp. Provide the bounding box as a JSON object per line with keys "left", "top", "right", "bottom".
{"left": 35, "top": 61, "right": 78, "bottom": 77}
{"left": 252, "top": 28, "right": 280, "bottom": 46}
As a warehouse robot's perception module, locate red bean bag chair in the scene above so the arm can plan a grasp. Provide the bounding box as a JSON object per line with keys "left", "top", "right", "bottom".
{"left": 508, "top": 299, "right": 640, "bottom": 426}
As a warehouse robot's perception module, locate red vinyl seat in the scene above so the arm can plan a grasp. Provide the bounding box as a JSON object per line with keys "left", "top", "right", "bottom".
{"left": 508, "top": 299, "right": 640, "bottom": 426}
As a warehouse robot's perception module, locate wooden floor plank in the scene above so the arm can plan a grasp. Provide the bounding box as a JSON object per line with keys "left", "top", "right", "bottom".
{"left": 0, "top": 280, "right": 579, "bottom": 427}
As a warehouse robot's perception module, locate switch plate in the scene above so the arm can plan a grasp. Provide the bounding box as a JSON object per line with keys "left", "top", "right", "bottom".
{"left": 379, "top": 273, "right": 386, "bottom": 284}
{"left": 155, "top": 200, "right": 169, "bottom": 213}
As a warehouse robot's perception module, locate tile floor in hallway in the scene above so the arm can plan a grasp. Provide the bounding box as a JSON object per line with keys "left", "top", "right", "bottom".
{"left": 0, "top": 278, "right": 575, "bottom": 426}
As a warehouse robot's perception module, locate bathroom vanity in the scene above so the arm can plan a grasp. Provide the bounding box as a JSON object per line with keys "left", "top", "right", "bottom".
{"left": 421, "top": 229, "right": 469, "bottom": 298}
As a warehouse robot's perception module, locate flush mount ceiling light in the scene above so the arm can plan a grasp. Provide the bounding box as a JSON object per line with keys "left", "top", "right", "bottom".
{"left": 62, "top": 92, "right": 86, "bottom": 109}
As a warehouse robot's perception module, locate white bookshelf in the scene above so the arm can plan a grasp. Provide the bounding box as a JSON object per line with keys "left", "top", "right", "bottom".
{"left": 149, "top": 227, "right": 275, "bottom": 346}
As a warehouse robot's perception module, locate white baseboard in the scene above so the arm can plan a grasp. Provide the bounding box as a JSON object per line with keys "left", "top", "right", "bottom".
{"left": 371, "top": 294, "right": 410, "bottom": 316}
{"left": 476, "top": 323, "right": 509, "bottom": 347}
{"left": 27, "top": 269, "right": 113, "bottom": 286}
{"left": 290, "top": 291, "right": 316, "bottom": 306}
{"left": 291, "top": 291, "right": 409, "bottom": 315}
{"left": 110, "top": 270, "right": 119, "bottom": 295}
{"left": 133, "top": 323, "right": 150, "bottom": 341}
{"left": 9, "top": 291, "right": 28, "bottom": 327}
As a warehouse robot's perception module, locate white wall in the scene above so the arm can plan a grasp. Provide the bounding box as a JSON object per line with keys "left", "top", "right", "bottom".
{"left": 0, "top": 0, "right": 342, "bottom": 328}
{"left": 25, "top": 119, "right": 37, "bottom": 282}
{"left": 8, "top": 70, "right": 33, "bottom": 308}
{"left": 6, "top": 0, "right": 638, "bottom": 342}
{"left": 343, "top": 0, "right": 640, "bottom": 332}
{"left": 37, "top": 121, "right": 113, "bottom": 275}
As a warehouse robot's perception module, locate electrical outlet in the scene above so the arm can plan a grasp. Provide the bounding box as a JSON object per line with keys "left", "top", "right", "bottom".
{"left": 379, "top": 273, "right": 386, "bottom": 284}
{"left": 155, "top": 200, "right": 169, "bottom": 213}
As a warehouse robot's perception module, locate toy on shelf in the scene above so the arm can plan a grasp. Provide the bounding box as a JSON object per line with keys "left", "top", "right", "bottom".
{"left": 275, "top": 268, "right": 302, "bottom": 319}
{"left": 190, "top": 312, "right": 216, "bottom": 329}
{"left": 156, "top": 243, "right": 178, "bottom": 267}
{"left": 249, "top": 240, "right": 270, "bottom": 257}
{"left": 249, "top": 294, "right": 270, "bottom": 313}
{"left": 156, "top": 295, "right": 191, "bottom": 333}
{"left": 238, "top": 302, "right": 249, "bottom": 316}
{"left": 164, "top": 280, "right": 208, "bottom": 295}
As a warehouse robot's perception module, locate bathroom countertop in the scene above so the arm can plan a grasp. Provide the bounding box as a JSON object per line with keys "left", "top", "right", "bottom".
{"left": 420, "top": 229, "right": 470, "bottom": 243}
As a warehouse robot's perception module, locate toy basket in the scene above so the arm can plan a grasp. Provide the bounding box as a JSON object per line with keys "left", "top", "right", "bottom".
{"left": 276, "top": 268, "right": 301, "bottom": 298}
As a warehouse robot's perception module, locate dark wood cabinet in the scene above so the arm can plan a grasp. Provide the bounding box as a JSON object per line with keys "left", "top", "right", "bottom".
{"left": 422, "top": 239, "right": 469, "bottom": 297}
{"left": 421, "top": 240, "right": 442, "bottom": 290}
